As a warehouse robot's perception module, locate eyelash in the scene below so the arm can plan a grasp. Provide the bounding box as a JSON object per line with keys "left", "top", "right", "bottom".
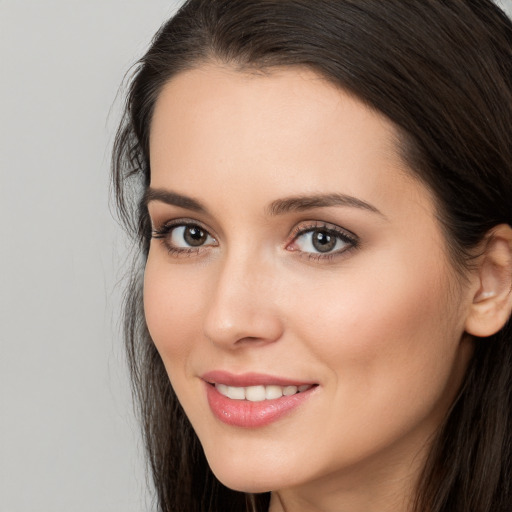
{"left": 151, "top": 219, "right": 359, "bottom": 261}
{"left": 152, "top": 219, "right": 216, "bottom": 257}
{"left": 287, "top": 221, "right": 359, "bottom": 261}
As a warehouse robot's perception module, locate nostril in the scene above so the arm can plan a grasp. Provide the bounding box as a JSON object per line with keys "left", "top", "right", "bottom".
{"left": 236, "top": 336, "right": 268, "bottom": 345}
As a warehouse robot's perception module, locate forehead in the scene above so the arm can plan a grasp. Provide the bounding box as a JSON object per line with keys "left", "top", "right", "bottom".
{"left": 150, "top": 64, "right": 399, "bottom": 157}
{"left": 149, "top": 65, "right": 430, "bottom": 220}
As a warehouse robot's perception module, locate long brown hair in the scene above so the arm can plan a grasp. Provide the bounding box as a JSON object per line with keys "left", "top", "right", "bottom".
{"left": 112, "top": 1, "right": 512, "bottom": 510}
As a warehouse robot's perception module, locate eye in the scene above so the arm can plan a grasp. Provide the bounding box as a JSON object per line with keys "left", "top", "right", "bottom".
{"left": 170, "top": 225, "right": 213, "bottom": 247}
{"left": 152, "top": 221, "right": 217, "bottom": 254}
{"left": 287, "top": 223, "right": 358, "bottom": 258}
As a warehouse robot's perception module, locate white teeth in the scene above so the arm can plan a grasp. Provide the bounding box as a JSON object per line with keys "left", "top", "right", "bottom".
{"left": 283, "top": 385, "right": 298, "bottom": 396}
{"left": 215, "top": 383, "right": 312, "bottom": 401}
{"left": 216, "top": 383, "right": 229, "bottom": 396}
{"left": 265, "top": 385, "right": 284, "bottom": 400}
{"left": 245, "top": 385, "right": 266, "bottom": 402}
{"left": 227, "top": 386, "right": 245, "bottom": 400}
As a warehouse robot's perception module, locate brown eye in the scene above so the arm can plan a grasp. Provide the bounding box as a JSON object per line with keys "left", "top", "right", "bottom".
{"left": 183, "top": 226, "right": 208, "bottom": 246}
{"left": 163, "top": 224, "right": 216, "bottom": 250}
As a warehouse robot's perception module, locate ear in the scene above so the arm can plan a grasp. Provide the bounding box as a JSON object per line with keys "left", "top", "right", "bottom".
{"left": 465, "top": 224, "right": 512, "bottom": 338}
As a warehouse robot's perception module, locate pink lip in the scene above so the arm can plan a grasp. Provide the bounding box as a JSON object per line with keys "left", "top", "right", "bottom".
{"left": 201, "top": 370, "right": 315, "bottom": 387}
{"left": 201, "top": 371, "right": 318, "bottom": 428}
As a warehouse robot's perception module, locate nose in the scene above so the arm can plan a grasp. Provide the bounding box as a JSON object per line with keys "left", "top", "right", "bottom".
{"left": 202, "top": 250, "right": 284, "bottom": 349}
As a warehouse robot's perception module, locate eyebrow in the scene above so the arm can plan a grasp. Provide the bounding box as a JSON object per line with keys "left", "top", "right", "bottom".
{"left": 144, "top": 188, "right": 384, "bottom": 218}
{"left": 267, "top": 193, "right": 384, "bottom": 217}
{"left": 143, "top": 188, "right": 209, "bottom": 214}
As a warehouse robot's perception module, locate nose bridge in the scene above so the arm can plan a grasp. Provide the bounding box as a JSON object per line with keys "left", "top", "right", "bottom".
{"left": 203, "top": 245, "right": 283, "bottom": 347}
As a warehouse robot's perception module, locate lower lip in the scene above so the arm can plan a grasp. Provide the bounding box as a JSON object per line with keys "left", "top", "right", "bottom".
{"left": 205, "top": 383, "right": 316, "bottom": 428}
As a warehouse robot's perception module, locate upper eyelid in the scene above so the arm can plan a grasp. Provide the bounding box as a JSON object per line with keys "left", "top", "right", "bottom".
{"left": 289, "top": 221, "right": 358, "bottom": 240}
{"left": 151, "top": 217, "right": 215, "bottom": 235}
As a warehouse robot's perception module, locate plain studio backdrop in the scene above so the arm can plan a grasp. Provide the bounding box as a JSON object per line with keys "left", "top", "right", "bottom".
{"left": 1, "top": 1, "right": 511, "bottom": 511}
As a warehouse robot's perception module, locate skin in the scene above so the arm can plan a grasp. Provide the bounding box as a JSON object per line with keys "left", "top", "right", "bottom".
{"left": 144, "top": 65, "right": 477, "bottom": 512}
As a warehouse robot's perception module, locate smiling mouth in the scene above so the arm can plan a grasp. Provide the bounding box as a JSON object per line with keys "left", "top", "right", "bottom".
{"left": 204, "top": 377, "right": 318, "bottom": 427}
{"left": 213, "top": 383, "right": 315, "bottom": 402}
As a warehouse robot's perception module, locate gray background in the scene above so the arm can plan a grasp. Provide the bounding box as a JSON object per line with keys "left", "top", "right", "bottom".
{"left": 1, "top": 1, "right": 511, "bottom": 511}
{"left": 1, "top": 1, "right": 184, "bottom": 511}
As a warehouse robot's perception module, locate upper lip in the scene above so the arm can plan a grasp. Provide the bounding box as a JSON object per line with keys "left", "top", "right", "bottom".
{"left": 201, "top": 370, "right": 317, "bottom": 387}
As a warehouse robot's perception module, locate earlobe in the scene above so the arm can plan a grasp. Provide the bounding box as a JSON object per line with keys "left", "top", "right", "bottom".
{"left": 465, "top": 224, "right": 512, "bottom": 338}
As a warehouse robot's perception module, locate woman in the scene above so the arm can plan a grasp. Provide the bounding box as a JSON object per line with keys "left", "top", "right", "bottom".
{"left": 112, "top": 1, "right": 512, "bottom": 511}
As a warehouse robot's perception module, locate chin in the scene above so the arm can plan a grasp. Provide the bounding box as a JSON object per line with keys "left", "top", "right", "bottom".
{"left": 211, "top": 471, "right": 275, "bottom": 494}
{"left": 204, "top": 453, "right": 290, "bottom": 494}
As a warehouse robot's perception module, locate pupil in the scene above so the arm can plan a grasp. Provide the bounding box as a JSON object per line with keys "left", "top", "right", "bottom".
{"left": 184, "top": 226, "right": 207, "bottom": 246}
{"left": 312, "top": 230, "right": 336, "bottom": 252}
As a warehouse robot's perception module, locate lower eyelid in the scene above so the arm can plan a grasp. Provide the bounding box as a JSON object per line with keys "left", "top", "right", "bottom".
{"left": 295, "top": 241, "right": 358, "bottom": 262}
{"left": 162, "top": 244, "right": 206, "bottom": 259}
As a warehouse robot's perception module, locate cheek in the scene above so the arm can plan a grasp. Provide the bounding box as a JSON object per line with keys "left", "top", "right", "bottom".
{"left": 279, "top": 255, "right": 469, "bottom": 468}
{"left": 291, "top": 251, "right": 464, "bottom": 394}
{"left": 143, "top": 253, "right": 205, "bottom": 364}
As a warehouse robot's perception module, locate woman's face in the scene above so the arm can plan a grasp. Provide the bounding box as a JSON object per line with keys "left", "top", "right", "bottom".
{"left": 145, "top": 65, "right": 474, "bottom": 503}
